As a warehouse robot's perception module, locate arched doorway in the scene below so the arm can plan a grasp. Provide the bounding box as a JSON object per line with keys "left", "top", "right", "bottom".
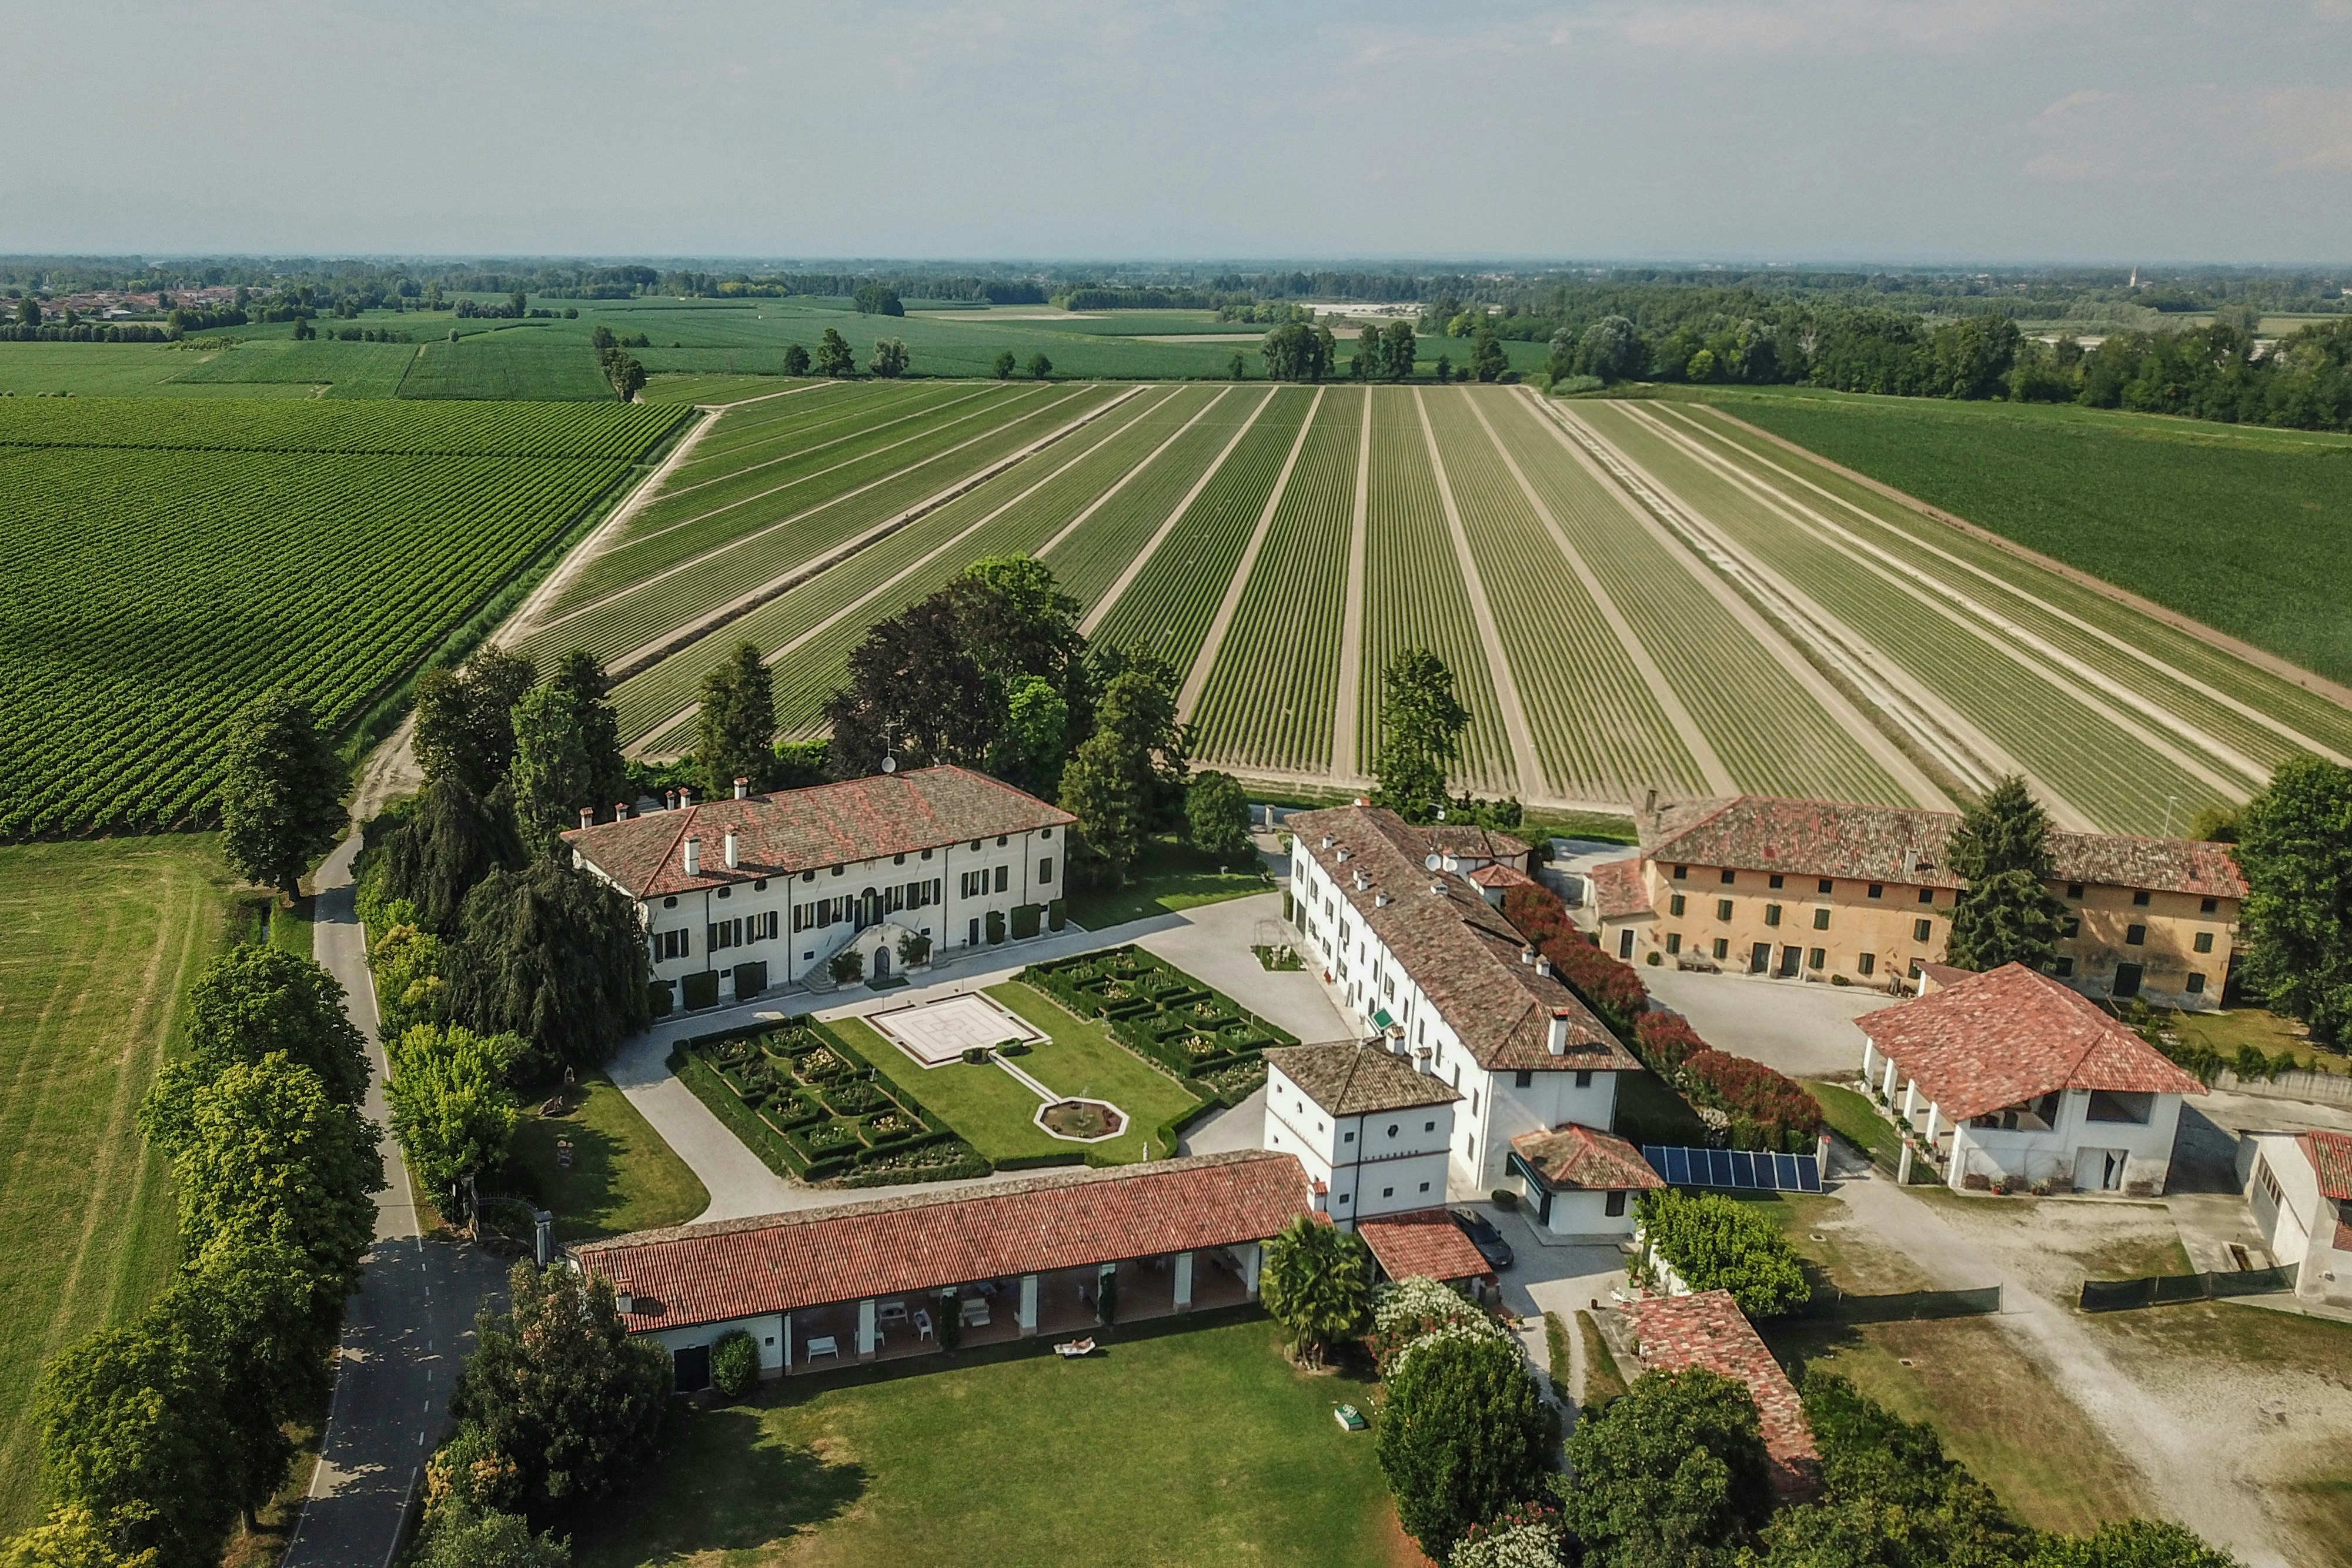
{"left": 872, "top": 946, "right": 892, "bottom": 981}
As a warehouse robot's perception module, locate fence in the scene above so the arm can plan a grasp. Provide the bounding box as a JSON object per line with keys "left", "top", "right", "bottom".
{"left": 1800, "top": 1285, "right": 2002, "bottom": 1323}
{"left": 2078, "top": 1263, "right": 2298, "bottom": 1313}
{"left": 2211, "top": 1067, "right": 2352, "bottom": 1106}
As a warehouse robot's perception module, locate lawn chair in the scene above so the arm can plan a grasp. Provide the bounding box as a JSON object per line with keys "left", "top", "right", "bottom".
{"left": 1054, "top": 1336, "right": 1095, "bottom": 1358}
{"left": 914, "top": 1309, "right": 933, "bottom": 1342}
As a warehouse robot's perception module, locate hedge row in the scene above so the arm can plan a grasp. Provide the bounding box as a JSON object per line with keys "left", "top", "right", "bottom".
{"left": 1501, "top": 884, "right": 1648, "bottom": 1036}
{"left": 1632, "top": 1013, "right": 1823, "bottom": 1154}
{"left": 1634, "top": 1189, "right": 1810, "bottom": 1319}
{"left": 1023, "top": 945, "right": 1290, "bottom": 1106}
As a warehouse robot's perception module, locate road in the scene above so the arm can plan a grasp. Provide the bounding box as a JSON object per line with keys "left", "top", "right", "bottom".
{"left": 282, "top": 831, "right": 508, "bottom": 1568}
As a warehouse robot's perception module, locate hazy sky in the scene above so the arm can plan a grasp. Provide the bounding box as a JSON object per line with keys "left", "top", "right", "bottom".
{"left": 6, "top": 0, "right": 2349, "bottom": 264}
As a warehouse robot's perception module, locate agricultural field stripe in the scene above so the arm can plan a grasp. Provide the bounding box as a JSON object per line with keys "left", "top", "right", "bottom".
{"left": 1080, "top": 386, "right": 1278, "bottom": 636}
{"left": 1663, "top": 403, "right": 2352, "bottom": 771}
{"left": 1177, "top": 385, "right": 1324, "bottom": 721}
{"left": 601, "top": 386, "right": 1145, "bottom": 683}
{"left": 1414, "top": 388, "right": 1544, "bottom": 798}
{"left": 494, "top": 407, "right": 717, "bottom": 650}
{"left": 529, "top": 384, "right": 1055, "bottom": 639}
{"left": 1624, "top": 403, "right": 2269, "bottom": 798}
{"left": 1556, "top": 400, "right": 2024, "bottom": 814}
{"left": 701, "top": 378, "right": 836, "bottom": 409}
{"left": 1329, "top": 387, "right": 1375, "bottom": 784}
{"left": 1516, "top": 390, "right": 1955, "bottom": 813}
{"left": 1035, "top": 385, "right": 1235, "bottom": 559}
{"left": 1463, "top": 389, "right": 1734, "bottom": 797}
{"left": 651, "top": 382, "right": 1005, "bottom": 506}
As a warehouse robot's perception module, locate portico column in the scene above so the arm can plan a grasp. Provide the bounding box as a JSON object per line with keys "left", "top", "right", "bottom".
{"left": 1902, "top": 1078, "right": 1920, "bottom": 1121}
{"left": 857, "top": 1298, "right": 878, "bottom": 1359}
{"left": 782, "top": 1312, "right": 794, "bottom": 1372}
{"left": 1018, "top": 1273, "right": 1039, "bottom": 1336}
{"left": 1923, "top": 1103, "right": 1940, "bottom": 1148}
{"left": 1881, "top": 1056, "right": 1899, "bottom": 1102}
{"left": 1174, "top": 1251, "right": 1194, "bottom": 1312}
{"left": 1243, "top": 1242, "right": 1262, "bottom": 1299}
{"left": 1860, "top": 1038, "right": 1877, "bottom": 1084}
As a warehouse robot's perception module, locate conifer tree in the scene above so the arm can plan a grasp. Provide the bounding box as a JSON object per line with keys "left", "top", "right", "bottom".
{"left": 1945, "top": 775, "right": 2067, "bottom": 972}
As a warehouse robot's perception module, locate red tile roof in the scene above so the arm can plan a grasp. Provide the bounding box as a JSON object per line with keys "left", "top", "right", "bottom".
{"left": 1641, "top": 795, "right": 2243, "bottom": 900}
{"left": 1265, "top": 1042, "right": 1462, "bottom": 1116}
{"left": 1469, "top": 862, "right": 1536, "bottom": 890}
{"left": 563, "top": 764, "right": 1073, "bottom": 898}
{"left": 2299, "top": 1131, "right": 2352, "bottom": 1202}
{"left": 575, "top": 1151, "right": 1310, "bottom": 1332}
{"left": 1586, "top": 857, "right": 1653, "bottom": 922}
{"left": 1857, "top": 963, "right": 2206, "bottom": 1121}
{"left": 1622, "top": 1289, "right": 1819, "bottom": 1499}
{"left": 1510, "top": 1123, "right": 1665, "bottom": 1192}
{"left": 1290, "top": 805, "right": 1640, "bottom": 1076}
{"left": 1357, "top": 1208, "right": 1495, "bottom": 1284}
{"left": 1426, "top": 824, "right": 1534, "bottom": 865}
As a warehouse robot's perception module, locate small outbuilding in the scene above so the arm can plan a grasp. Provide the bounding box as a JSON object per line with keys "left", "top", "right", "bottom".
{"left": 2240, "top": 1129, "right": 2352, "bottom": 1306}
{"left": 1356, "top": 1208, "right": 1496, "bottom": 1295}
{"left": 1621, "top": 1288, "right": 1819, "bottom": 1499}
{"left": 1507, "top": 1122, "right": 1662, "bottom": 1239}
{"left": 1856, "top": 962, "right": 2205, "bottom": 1195}
{"left": 1262, "top": 1041, "right": 1459, "bottom": 1226}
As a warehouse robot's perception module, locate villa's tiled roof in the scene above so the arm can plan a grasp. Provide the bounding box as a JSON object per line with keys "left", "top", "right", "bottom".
{"left": 1357, "top": 1208, "right": 1494, "bottom": 1284}
{"left": 563, "top": 764, "right": 1072, "bottom": 899}
{"left": 1510, "top": 1123, "right": 1664, "bottom": 1192}
{"left": 1290, "top": 806, "right": 1639, "bottom": 1075}
{"left": 1622, "top": 1289, "right": 1819, "bottom": 1499}
{"left": 1425, "top": 824, "right": 1534, "bottom": 865}
{"left": 1265, "top": 1042, "right": 1461, "bottom": 1117}
{"left": 1857, "top": 963, "right": 2205, "bottom": 1121}
{"left": 1586, "top": 857, "right": 1653, "bottom": 921}
{"left": 576, "top": 1151, "right": 1310, "bottom": 1332}
{"left": 2300, "top": 1131, "right": 2352, "bottom": 1202}
{"left": 1469, "top": 862, "right": 1536, "bottom": 890}
{"left": 1639, "top": 795, "right": 2243, "bottom": 900}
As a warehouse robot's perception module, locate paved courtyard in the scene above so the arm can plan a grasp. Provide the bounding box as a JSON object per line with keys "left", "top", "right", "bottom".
{"left": 1642, "top": 965, "right": 1892, "bottom": 1078}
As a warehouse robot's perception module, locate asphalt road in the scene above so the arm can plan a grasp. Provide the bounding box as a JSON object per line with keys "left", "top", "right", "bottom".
{"left": 283, "top": 831, "right": 507, "bottom": 1568}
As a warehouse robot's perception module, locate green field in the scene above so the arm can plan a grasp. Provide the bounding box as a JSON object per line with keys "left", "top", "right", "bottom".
{"left": 0, "top": 838, "right": 240, "bottom": 1529}
{"left": 0, "top": 397, "right": 684, "bottom": 837}
{"left": 566, "top": 1317, "right": 1394, "bottom": 1568}
{"left": 1696, "top": 386, "right": 2352, "bottom": 690}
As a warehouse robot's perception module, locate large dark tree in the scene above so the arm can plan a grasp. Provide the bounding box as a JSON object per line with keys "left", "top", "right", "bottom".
{"left": 825, "top": 594, "right": 996, "bottom": 777}
{"left": 1377, "top": 1332, "right": 1555, "bottom": 1562}
{"left": 414, "top": 649, "right": 537, "bottom": 797}
{"left": 383, "top": 775, "right": 527, "bottom": 932}
{"left": 696, "top": 641, "right": 777, "bottom": 797}
{"left": 445, "top": 860, "right": 651, "bottom": 1075}
{"left": 1576, "top": 315, "right": 1645, "bottom": 382}
{"left": 814, "top": 327, "right": 856, "bottom": 377}
{"left": 2236, "top": 755, "right": 2352, "bottom": 1044}
{"left": 1563, "top": 1367, "right": 1774, "bottom": 1568}
{"left": 1060, "top": 656, "right": 1189, "bottom": 885}
{"left": 34, "top": 1315, "right": 235, "bottom": 1568}
{"left": 171, "top": 944, "right": 370, "bottom": 1109}
{"left": 1372, "top": 648, "right": 1471, "bottom": 824}
{"left": 219, "top": 690, "right": 347, "bottom": 900}
{"left": 450, "top": 1262, "right": 670, "bottom": 1512}
{"left": 1945, "top": 775, "right": 2068, "bottom": 972}
{"left": 509, "top": 684, "right": 596, "bottom": 858}
{"left": 162, "top": 1242, "right": 336, "bottom": 1531}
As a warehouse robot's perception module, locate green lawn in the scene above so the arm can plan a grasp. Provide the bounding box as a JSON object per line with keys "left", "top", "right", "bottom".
{"left": 268, "top": 894, "right": 316, "bottom": 959}
{"left": 1805, "top": 1078, "right": 1900, "bottom": 1166}
{"left": 2171, "top": 1007, "right": 2346, "bottom": 1075}
{"left": 568, "top": 1317, "right": 1395, "bottom": 1568}
{"left": 1066, "top": 837, "right": 1272, "bottom": 929}
{"left": 832, "top": 981, "right": 1207, "bottom": 1165}
{"left": 507, "top": 1077, "right": 709, "bottom": 1242}
{"left": 0, "top": 837, "right": 242, "bottom": 1528}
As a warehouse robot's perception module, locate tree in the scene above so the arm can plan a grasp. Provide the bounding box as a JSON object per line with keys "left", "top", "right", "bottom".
{"left": 1187, "top": 770, "right": 1251, "bottom": 858}
{"left": 1577, "top": 315, "right": 1645, "bottom": 383}
{"left": 814, "top": 327, "right": 856, "bottom": 377}
{"left": 823, "top": 594, "right": 997, "bottom": 777}
{"left": 696, "top": 641, "right": 776, "bottom": 797}
{"left": 382, "top": 776, "right": 527, "bottom": 933}
{"left": 783, "top": 343, "right": 811, "bottom": 376}
{"left": 868, "top": 337, "right": 909, "bottom": 377}
{"left": 450, "top": 1261, "right": 670, "bottom": 1509}
{"left": 387, "top": 1024, "right": 524, "bottom": 1201}
{"left": 1257, "top": 1215, "right": 1371, "bottom": 1369}
{"left": 1059, "top": 724, "right": 1146, "bottom": 888}
{"left": 1228, "top": 350, "right": 1247, "bottom": 380}
{"left": 1377, "top": 1332, "right": 1553, "bottom": 1562}
{"left": 2024, "top": 1520, "right": 2241, "bottom": 1568}
{"left": 1372, "top": 648, "right": 1471, "bottom": 824}
{"left": 1061, "top": 660, "right": 1188, "bottom": 885}
{"left": 1471, "top": 327, "right": 1508, "bottom": 383}
{"left": 414, "top": 649, "right": 538, "bottom": 797}
{"left": 1381, "top": 319, "right": 1417, "bottom": 381}
{"left": 445, "top": 859, "right": 651, "bottom": 1074}
{"left": 509, "top": 290, "right": 527, "bottom": 317}
{"left": 950, "top": 555, "right": 1084, "bottom": 698}
{"left": 994, "top": 675, "right": 1072, "bottom": 798}
{"left": 550, "top": 650, "right": 629, "bottom": 814}
{"left": 1434, "top": 353, "right": 1454, "bottom": 384}
{"left": 1563, "top": 1367, "right": 1775, "bottom": 1567}
{"left": 1028, "top": 352, "right": 1053, "bottom": 380}
{"left": 15, "top": 295, "right": 39, "bottom": 328}
{"left": 1943, "top": 775, "right": 2068, "bottom": 972}
{"left": 600, "top": 351, "right": 644, "bottom": 400}
{"left": 1357, "top": 323, "right": 1380, "bottom": 379}
{"left": 508, "top": 686, "right": 597, "bottom": 858}
{"left": 1, "top": 1504, "right": 158, "bottom": 1568}
{"left": 415, "top": 1511, "right": 570, "bottom": 1568}
{"left": 33, "top": 1319, "right": 233, "bottom": 1568}
{"left": 158, "top": 944, "right": 370, "bottom": 1112}
{"left": 992, "top": 349, "right": 1016, "bottom": 380}
{"left": 2236, "top": 755, "right": 2352, "bottom": 1044}
{"left": 219, "top": 691, "right": 346, "bottom": 900}
{"left": 161, "top": 1242, "right": 335, "bottom": 1530}
{"left": 851, "top": 282, "right": 904, "bottom": 317}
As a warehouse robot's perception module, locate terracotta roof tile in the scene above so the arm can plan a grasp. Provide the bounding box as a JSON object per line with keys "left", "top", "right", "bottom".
{"left": 1265, "top": 1042, "right": 1462, "bottom": 1116}
{"left": 1469, "top": 862, "right": 1536, "bottom": 890}
{"left": 1857, "top": 963, "right": 2206, "bottom": 1121}
{"left": 2300, "top": 1131, "right": 2352, "bottom": 1203}
{"left": 1510, "top": 1123, "right": 1665, "bottom": 1192}
{"left": 1641, "top": 795, "right": 2243, "bottom": 900}
{"left": 1291, "top": 806, "right": 1640, "bottom": 1076}
{"left": 575, "top": 1151, "right": 1310, "bottom": 1332}
{"left": 1622, "top": 1289, "right": 1819, "bottom": 1499}
{"left": 1425, "top": 824, "right": 1534, "bottom": 863}
{"left": 1586, "top": 857, "right": 1653, "bottom": 921}
{"left": 1357, "top": 1208, "right": 1495, "bottom": 1283}
{"left": 562, "top": 764, "right": 1073, "bottom": 899}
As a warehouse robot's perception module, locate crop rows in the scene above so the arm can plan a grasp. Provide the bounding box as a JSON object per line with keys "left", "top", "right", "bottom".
{"left": 0, "top": 394, "right": 681, "bottom": 459}
{"left": 0, "top": 409, "right": 663, "bottom": 837}
{"left": 1035, "top": 386, "right": 1257, "bottom": 609}
{"left": 1188, "top": 387, "right": 1362, "bottom": 774}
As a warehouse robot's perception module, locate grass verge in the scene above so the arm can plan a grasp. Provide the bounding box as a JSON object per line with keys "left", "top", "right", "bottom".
{"left": 507, "top": 1076, "right": 709, "bottom": 1243}
{"left": 1805, "top": 1078, "right": 1899, "bottom": 1166}
{"left": 1576, "top": 1310, "right": 1629, "bottom": 1407}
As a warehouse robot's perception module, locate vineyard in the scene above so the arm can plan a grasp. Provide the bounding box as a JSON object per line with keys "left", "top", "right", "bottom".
{"left": 501, "top": 379, "right": 2352, "bottom": 835}
{"left": 0, "top": 397, "right": 684, "bottom": 838}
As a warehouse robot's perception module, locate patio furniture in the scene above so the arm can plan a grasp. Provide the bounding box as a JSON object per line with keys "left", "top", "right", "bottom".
{"left": 805, "top": 1335, "right": 840, "bottom": 1360}
{"left": 878, "top": 1300, "right": 908, "bottom": 1326}
{"left": 555, "top": 1139, "right": 574, "bottom": 1169}
{"left": 960, "top": 1296, "right": 991, "bottom": 1328}
{"left": 914, "top": 1309, "right": 933, "bottom": 1341}
{"left": 1054, "top": 1337, "right": 1096, "bottom": 1358}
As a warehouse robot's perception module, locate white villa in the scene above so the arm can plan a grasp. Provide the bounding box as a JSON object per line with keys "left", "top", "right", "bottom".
{"left": 1857, "top": 962, "right": 2206, "bottom": 1195}
{"left": 2240, "top": 1129, "right": 2352, "bottom": 1306}
{"left": 1261, "top": 1041, "right": 1460, "bottom": 1225}
{"left": 563, "top": 764, "right": 1073, "bottom": 1012}
{"left": 1286, "top": 804, "right": 1642, "bottom": 1192}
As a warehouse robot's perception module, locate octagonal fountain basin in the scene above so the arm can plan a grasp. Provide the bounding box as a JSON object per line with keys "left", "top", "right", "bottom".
{"left": 1036, "top": 1097, "right": 1127, "bottom": 1143}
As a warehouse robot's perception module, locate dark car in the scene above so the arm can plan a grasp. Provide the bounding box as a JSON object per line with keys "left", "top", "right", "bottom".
{"left": 1452, "top": 1208, "right": 1514, "bottom": 1271}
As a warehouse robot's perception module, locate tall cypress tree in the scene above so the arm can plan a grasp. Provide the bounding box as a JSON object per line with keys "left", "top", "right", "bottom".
{"left": 696, "top": 641, "right": 777, "bottom": 797}
{"left": 1945, "top": 775, "right": 2068, "bottom": 972}
{"left": 1372, "top": 649, "right": 1470, "bottom": 825}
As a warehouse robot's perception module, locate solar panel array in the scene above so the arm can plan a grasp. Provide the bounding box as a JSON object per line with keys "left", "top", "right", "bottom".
{"left": 1642, "top": 1144, "right": 1822, "bottom": 1194}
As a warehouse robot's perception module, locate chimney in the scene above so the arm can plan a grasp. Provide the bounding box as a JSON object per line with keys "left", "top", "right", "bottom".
{"left": 578, "top": 805, "right": 596, "bottom": 830}
{"left": 664, "top": 789, "right": 677, "bottom": 811}
{"left": 734, "top": 775, "right": 750, "bottom": 800}
{"left": 616, "top": 801, "right": 630, "bottom": 821}
{"left": 1535, "top": 954, "right": 1552, "bottom": 979}
{"left": 1643, "top": 788, "right": 1658, "bottom": 814}
{"left": 1335, "top": 847, "right": 1350, "bottom": 863}
{"left": 1320, "top": 834, "right": 1334, "bottom": 850}
{"left": 1374, "top": 892, "right": 1388, "bottom": 908}
{"left": 1548, "top": 1008, "right": 1571, "bottom": 1055}
{"left": 682, "top": 838, "right": 701, "bottom": 877}
{"left": 1520, "top": 944, "right": 1536, "bottom": 966}
{"left": 724, "top": 830, "right": 740, "bottom": 870}
{"left": 679, "top": 785, "right": 693, "bottom": 808}
{"left": 1352, "top": 795, "right": 1369, "bottom": 807}
{"left": 1352, "top": 870, "right": 1368, "bottom": 891}
{"left": 1902, "top": 846, "right": 1920, "bottom": 877}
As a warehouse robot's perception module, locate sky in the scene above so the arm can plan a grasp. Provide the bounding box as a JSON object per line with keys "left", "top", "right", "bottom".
{"left": 4, "top": 0, "right": 2350, "bottom": 265}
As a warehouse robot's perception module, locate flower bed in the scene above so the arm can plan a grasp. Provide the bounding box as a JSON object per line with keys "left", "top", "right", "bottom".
{"left": 1022, "top": 944, "right": 1298, "bottom": 1104}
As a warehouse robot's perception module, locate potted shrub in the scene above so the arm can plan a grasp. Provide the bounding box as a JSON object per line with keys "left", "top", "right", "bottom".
{"left": 828, "top": 948, "right": 865, "bottom": 989}
{"left": 986, "top": 910, "right": 1006, "bottom": 945}
{"left": 710, "top": 1329, "right": 760, "bottom": 1399}
{"left": 897, "top": 930, "right": 933, "bottom": 969}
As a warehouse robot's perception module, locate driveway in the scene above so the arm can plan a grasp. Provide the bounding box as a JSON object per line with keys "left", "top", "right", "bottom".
{"left": 1641, "top": 967, "right": 1889, "bottom": 1078}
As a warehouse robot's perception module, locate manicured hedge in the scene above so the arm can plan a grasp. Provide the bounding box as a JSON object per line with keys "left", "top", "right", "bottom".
{"left": 1635, "top": 1189, "right": 1810, "bottom": 1318}
{"left": 1629, "top": 1011, "right": 1823, "bottom": 1154}
{"left": 1022, "top": 945, "right": 1295, "bottom": 1105}
{"left": 1501, "top": 885, "right": 1647, "bottom": 1035}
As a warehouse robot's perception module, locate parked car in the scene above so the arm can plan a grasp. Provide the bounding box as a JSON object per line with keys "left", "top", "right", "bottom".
{"left": 1452, "top": 1208, "right": 1514, "bottom": 1270}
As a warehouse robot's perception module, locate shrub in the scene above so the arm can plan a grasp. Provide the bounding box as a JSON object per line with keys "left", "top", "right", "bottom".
{"left": 1678, "top": 1049, "right": 1824, "bottom": 1154}
{"left": 710, "top": 1330, "right": 759, "bottom": 1399}
{"left": 827, "top": 948, "right": 863, "bottom": 986}
{"left": 1633, "top": 1011, "right": 1708, "bottom": 1071}
{"left": 1635, "top": 1190, "right": 1809, "bottom": 1318}
{"left": 986, "top": 910, "right": 1005, "bottom": 944}
{"left": 1501, "top": 884, "right": 1648, "bottom": 1034}
{"left": 1378, "top": 1330, "right": 1556, "bottom": 1562}
{"left": 1563, "top": 1367, "right": 1772, "bottom": 1565}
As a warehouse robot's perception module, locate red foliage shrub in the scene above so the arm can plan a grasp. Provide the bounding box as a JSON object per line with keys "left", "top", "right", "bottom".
{"left": 1681, "top": 1048, "right": 1825, "bottom": 1151}
{"left": 1501, "top": 884, "right": 1648, "bottom": 1032}
{"left": 1634, "top": 1011, "right": 1708, "bottom": 1071}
